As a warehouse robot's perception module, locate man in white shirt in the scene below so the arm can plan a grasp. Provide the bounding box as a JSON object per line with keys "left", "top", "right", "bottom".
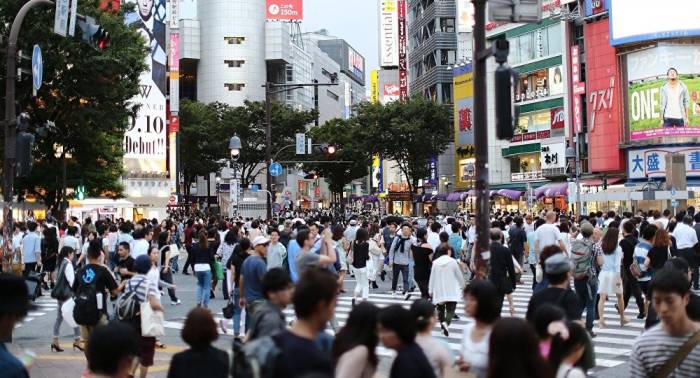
{"left": 673, "top": 215, "right": 699, "bottom": 289}
{"left": 534, "top": 211, "right": 566, "bottom": 254}
{"left": 131, "top": 228, "right": 150, "bottom": 259}
{"left": 60, "top": 226, "right": 81, "bottom": 253}
{"left": 344, "top": 220, "right": 359, "bottom": 243}
{"left": 427, "top": 222, "right": 442, "bottom": 251}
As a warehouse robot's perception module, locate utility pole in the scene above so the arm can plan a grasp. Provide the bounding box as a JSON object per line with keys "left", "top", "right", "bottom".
{"left": 265, "top": 82, "right": 273, "bottom": 220}
{"left": 3, "top": 0, "right": 54, "bottom": 258}
{"left": 472, "top": 0, "right": 489, "bottom": 279}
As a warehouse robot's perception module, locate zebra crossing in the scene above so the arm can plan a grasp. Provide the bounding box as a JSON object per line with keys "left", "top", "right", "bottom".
{"left": 15, "top": 295, "right": 58, "bottom": 329}
{"left": 161, "top": 274, "right": 646, "bottom": 371}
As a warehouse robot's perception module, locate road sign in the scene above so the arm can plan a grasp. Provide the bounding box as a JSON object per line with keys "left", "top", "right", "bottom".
{"left": 54, "top": 0, "right": 70, "bottom": 36}
{"left": 251, "top": 184, "right": 259, "bottom": 193}
{"left": 269, "top": 162, "right": 283, "bottom": 177}
{"left": 295, "top": 133, "right": 306, "bottom": 154}
{"left": 671, "top": 187, "right": 677, "bottom": 197}
{"left": 32, "top": 45, "right": 43, "bottom": 95}
{"left": 671, "top": 199, "right": 678, "bottom": 208}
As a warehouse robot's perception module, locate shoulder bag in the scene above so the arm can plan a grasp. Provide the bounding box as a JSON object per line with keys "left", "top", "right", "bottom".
{"left": 51, "top": 260, "right": 72, "bottom": 301}
{"left": 654, "top": 329, "right": 700, "bottom": 378}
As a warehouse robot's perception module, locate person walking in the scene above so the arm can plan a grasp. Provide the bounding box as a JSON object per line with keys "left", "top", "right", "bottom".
{"left": 368, "top": 224, "right": 385, "bottom": 289}
{"left": 429, "top": 244, "right": 465, "bottom": 337}
{"left": 620, "top": 220, "right": 645, "bottom": 319}
{"left": 167, "top": 308, "right": 229, "bottom": 378}
{"left": 378, "top": 305, "right": 436, "bottom": 378}
{"left": 227, "top": 237, "right": 251, "bottom": 339}
{"left": 456, "top": 280, "right": 500, "bottom": 378}
{"left": 333, "top": 302, "right": 380, "bottom": 378}
{"left": 389, "top": 223, "right": 415, "bottom": 298}
{"left": 191, "top": 230, "right": 214, "bottom": 308}
{"left": 488, "top": 228, "right": 517, "bottom": 316}
{"left": 156, "top": 231, "right": 180, "bottom": 305}
{"left": 239, "top": 236, "right": 270, "bottom": 330}
{"left": 596, "top": 227, "right": 628, "bottom": 328}
{"left": 50, "top": 246, "right": 82, "bottom": 352}
{"left": 412, "top": 228, "right": 434, "bottom": 299}
{"left": 351, "top": 228, "right": 371, "bottom": 305}
{"left": 569, "top": 222, "right": 598, "bottom": 335}
{"left": 673, "top": 215, "right": 698, "bottom": 290}
{"left": 487, "top": 318, "right": 554, "bottom": 378}
{"left": 411, "top": 299, "right": 453, "bottom": 378}
{"left": 41, "top": 227, "right": 59, "bottom": 290}
{"left": 332, "top": 225, "right": 350, "bottom": 292}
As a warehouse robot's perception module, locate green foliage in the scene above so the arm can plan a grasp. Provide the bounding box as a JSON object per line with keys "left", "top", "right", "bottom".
{"left": 0, "top": 0, "right": 148, "bottom": 208}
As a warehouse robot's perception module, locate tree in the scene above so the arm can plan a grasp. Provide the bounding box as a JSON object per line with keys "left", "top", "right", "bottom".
{"left": 0, "top": 0, "right": 148, "bottom": 210}
{"left": 305, "top": 118, "right": 373, "bottom": 197}
{"left": 356, "top": 96, "right": 452, "bottom": 193}
{"left": 221, "top": 101, "right": 315, "bottom": 186}
{"left": 179, "top": 100, "right": 225, "bottom": 195}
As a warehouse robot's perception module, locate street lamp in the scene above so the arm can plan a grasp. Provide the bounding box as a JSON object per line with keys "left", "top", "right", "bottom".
{"left": 228, "top": 135, "right": 242, "bottom": 219}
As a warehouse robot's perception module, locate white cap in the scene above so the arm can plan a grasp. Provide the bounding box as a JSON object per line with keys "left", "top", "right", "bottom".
{"left": 349, "top": 220, "right": 357, "bottom": 225}
{"left": 252, "top": 236, "right": 271, "bottom": 247}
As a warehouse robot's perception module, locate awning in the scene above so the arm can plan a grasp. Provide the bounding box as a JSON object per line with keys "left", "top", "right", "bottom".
{"left": 501, "top": 143, "right": 541, "bottom": 157}
{"left": 446, "top": 192, "right": 464, "bottom": 202}
{"left": 535, "top": 182, "right": 568, "bottom": 198}
{"left": 493, "top": 189, "right": 523, "bottom": 201}
{"left": 580, "top": 177, "right": 623, "bottom": 186}
{"left": 362, "top": 195, "right": 378, "bottom": 203}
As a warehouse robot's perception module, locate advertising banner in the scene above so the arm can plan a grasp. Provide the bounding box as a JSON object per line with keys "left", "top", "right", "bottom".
{"left": 453, "top": 64, "right": 474, "bottom": 146}
{"left": 347, "top": 47, "right": 365, "bottom": 84}
{"left": 456, "top": 0, "right": 474, "bottom": 33}
{"left": 610, "top": 0, "right": 700, "bottom": 46}
{"left": 626, "top": 45, "right": 700, "bottom": 140}
{"left": 628, "top": 147, "right": 700, "bottom": 179}
{"left": 124, "top": 0, "right": 167, "bottom": 173}
{"left": 397, "top": 0, "right": 407, "bottom": 101}
{"left": 426, "top": 157, "right": 438, "bottom": 186}
{"left": 382, "top": 84, "right": 400, "bottom": 104}
{"left": 370, "top": 70, "right": 379, "bottom": 104}
{"left": 265, "top": 0, "right": 303, "bottom": 21}
{"left": 379, "top": 0, "right": 398, "bottom": 67}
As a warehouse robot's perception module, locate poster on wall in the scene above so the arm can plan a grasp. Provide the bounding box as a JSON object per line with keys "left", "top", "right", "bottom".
{"left": 453, "top": 64, "right": 474, "bottom": 146}
{"left": 124, "top": 0, "right": 167, "bottom": 173}
{"left": 626, "top": 45, "right": 700, "bottom": 140}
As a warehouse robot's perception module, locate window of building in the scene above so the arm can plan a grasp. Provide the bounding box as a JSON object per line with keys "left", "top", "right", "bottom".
{"left": 516, "top": 34, "right": 533, "bottom": 64}
{"left": 547, "top": 24, "right": 562, "bottom": 57}
{"left": 224, "top": 83, "right": 245, "bottom": 91}
{"left": 509, "top": 23, "right": 564, "bottom": 65}
{"left": 440, "top": 49, "right": 456, "bottom": 66}
{"left": 442, "top": 83, "right": 453, "bottom": 103}
{"left": 224, "top": 60, "right": 245, "bottom": 68}
{"left": 516, "top": 110, "right": 551, "bottom": 134}
{"left": 510, "top": 153, "right": 541, "bottom": 173}
{"left": 326, "top": 90, "right": 339, "bottom": 101}
{"left": 440, "top": 18, "right": 455, "bottom": 33}
{"left": 224, "top": 36, "right": 245, "bottom": 44}
{"left": 286, "top": 65, "right": 294, "bottom": 82}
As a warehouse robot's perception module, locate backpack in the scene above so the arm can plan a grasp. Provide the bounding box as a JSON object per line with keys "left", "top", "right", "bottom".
{"left": 73, "top": 266, "right": 100, "bottom": 326}
{"left": 115, "top": 277, "right": 146, "bottom": 323}
{"left": 571, "top": 239, "right": 596, "bottom": 282}
{"left": 231, "top": 336, "right": 281, "bottom": 378}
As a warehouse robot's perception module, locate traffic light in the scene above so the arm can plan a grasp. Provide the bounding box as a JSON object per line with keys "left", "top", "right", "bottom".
{"left": 77, "top": 17, "right": 110, "bottom": 50}
{"left": 493, "top": 39, "right": 517, "bottom": 140}
{"left": 15, "top": 113, "right": 34, "bottom": 178}
{"left": 304, "top": 172, "right": 319, "bottom": 180}
{"left": 321, "top": 143, "right": 336, "bottom": 155}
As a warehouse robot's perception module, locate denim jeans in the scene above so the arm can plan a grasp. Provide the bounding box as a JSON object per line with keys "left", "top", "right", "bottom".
{"left": 53, "top": 299, "right": 80, "bottom": 338}
{"left": 232, "top": 287, "right": 242, "bottom": 336}
{"left": 195, "top": 270, "right": 212, "bottom": 308}
{"left": 391, "top": 264, "right": 409, "bottom": 292}
{"left": 170, "top": 255, "right": 179, "bottom": 272}
{"left": 574, "top": 279, "right": 597, "bottom": 331}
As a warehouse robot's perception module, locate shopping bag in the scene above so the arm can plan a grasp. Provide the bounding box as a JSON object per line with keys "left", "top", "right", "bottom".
{"left": 366, "top": 257, "right": 376, "bottom": 279}
{"left": 61, "top": 298, "right": 78, "bottom": 328}
{"left": 140, "top": 302, "right": 165, "bottom": 337}
{"left": 168, "top": 244, "right": 180, "bottom": 258}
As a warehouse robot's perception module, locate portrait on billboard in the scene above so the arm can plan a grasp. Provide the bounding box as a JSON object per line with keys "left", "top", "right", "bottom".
{"left": 626, "top": 45, "right": 700, "bottom": 140}
{"left": 548, "top": 66, "right": 564, "bottom": 95}
{"left": 125, "top": 0, "right": 167, "bottom": 95}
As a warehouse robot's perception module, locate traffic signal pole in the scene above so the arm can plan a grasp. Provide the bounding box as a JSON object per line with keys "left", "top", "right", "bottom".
{"left": 472, "top": 0, "right": 490, "bottom": 279}
{"left": 3, "top": 0, "right": 53, "bottom": 258}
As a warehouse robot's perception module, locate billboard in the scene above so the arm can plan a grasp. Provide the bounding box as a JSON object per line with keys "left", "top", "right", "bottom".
{"left": 348, "top": 47, "right": 365, "bottom": 84}
{"left": 610, "top": 0, "right": 700, "bottom": 46}
{"left": 382, "top": 84, "right": 400, "bottom": 104}
{"left": 453, "top": 64, "right": 474, "bottom": 146}
{"left": 456, "top": 0, "right": 474, "bottom": 33}
{"left": 626, "top": 45, "right": 700, "bottom": 141}
{"left": 379, "top": 0, "right": 398, "bottom": 67}
{"left": 124, "top": 0, "right": 167, "bottom": 173}
{"left": 370, "top": 70, "right": 379, "bottom": 104}
{"left": 265, "top": 0, "right": 303, "bottom": 21}
{"left": 628, "top": 147, "right": 700, "bottom": 179}
{"left": 397, "top": 0, "right": 407, "bottom": 101}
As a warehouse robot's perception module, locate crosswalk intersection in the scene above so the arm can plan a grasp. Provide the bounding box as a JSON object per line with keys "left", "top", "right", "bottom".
{"left": 15, "top": 295, "right": 58, "bottom": 329}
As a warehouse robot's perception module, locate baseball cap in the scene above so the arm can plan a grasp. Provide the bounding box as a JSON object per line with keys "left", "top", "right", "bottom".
{"left": 349, "top": 220, "right": 357, "bottom": 226}
{"left": 545, "top": 253, "right": 572, "bottom": 275}
{"left": 579, "top": 221, "right": 594, "bottom": 235}
{"left": 252, "top": 236, "right": 271, "bottom": 247}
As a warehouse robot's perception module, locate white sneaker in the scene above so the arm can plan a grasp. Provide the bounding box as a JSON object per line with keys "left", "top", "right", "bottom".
{"left": 171, "top": 299, "right": 181, "bottom": 305}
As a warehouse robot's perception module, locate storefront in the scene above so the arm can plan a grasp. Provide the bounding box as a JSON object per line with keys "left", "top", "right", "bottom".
{"left": 386, "top": 191, "right": 413, "bottom": 216}
{"left": 66, "top": 198, "right": 135, "bottom": 222}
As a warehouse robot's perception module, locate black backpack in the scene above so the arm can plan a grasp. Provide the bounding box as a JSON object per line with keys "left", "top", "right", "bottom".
{"left": 73, "top": 266, "right": 101, "bottom": 326}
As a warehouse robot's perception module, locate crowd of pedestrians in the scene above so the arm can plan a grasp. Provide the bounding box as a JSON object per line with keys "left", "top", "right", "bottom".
{"left": 2, "top": 207, "right": 700, "bottom": 377}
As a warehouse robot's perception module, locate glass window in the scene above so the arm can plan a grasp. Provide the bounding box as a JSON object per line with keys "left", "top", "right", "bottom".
{"left": 440, "top": 49, "right": 456, "bottom": 65}
{"left": 224, "top": 60, "right": 245, "bottom": 68}
{"left": 517, "top": 34, "right": 533, "bottom": 63}
{"left": 224, "top": 83, "right": 245, "bottom": 91}
{"left": 547, "top": 23, "right": 562, "bottom": 56}
{"left": 440, "top": 18, "right": 455, "bottom": 33}
{"left": 442, "top": 83, "right": 453, "bottom": 103}
{"left": 286, "top": 65, "right": 293, "bottom": 82}
{"left": 536, "top": 28, "right": 548, "bottom": 58}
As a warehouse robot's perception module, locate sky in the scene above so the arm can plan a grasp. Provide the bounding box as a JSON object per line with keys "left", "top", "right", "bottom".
{"left": 178, "top": 0, "right": 379, "bottom": 83}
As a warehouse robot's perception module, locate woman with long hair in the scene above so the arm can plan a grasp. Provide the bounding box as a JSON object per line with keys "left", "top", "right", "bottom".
{"left": 41, "top": 226, "right": 59, "bottom": 289}
{"left": 646, "top": 228, "right": 672, "bottom": 275}
{"left": 50, "top": 246, "right": 82, "bottom": 352}
{"left": 411, "top": 228, "right": 433, "bottom": 299}
{"left": 351, "top": 228, "right": 371, "bottom": 305}
{"left": 428, "top": 244, "right": 465, "bottom": 337}
{"left": 378, "top": 305, "right": 436, "bottom": 378}
{"left": 207, "top": 227, "right": 221, "bottom": 299}
{"left": 332, "top": 302, "right": 379, "bottom": 378}
{"left": 487, "top": 318, "right": 553, "bottom": 378}
{"left": 548, "top": 321, "right": 588, "bottom": 378}
{"left": 332, "top": 225, "right": 349, "bottom": 291}
{"left": 192, "top": 230, "right": 213, "bottom": 308}
{"left": 157, "top": 231, "right": 180, "bottom": 305}
{"left": 410, "top": 299, "right": 452, "bottom": 378}
{"left": 368, "top": 224, "right": 385, "bottom": 290}
{"left": 457, "top": 280, "right": 500, "bottom": 378}
{"left": 596, "top": 227, "right": 628, "bottom": 328}
{"left": 218, "top": 226, "right": 239, "bottom": 300}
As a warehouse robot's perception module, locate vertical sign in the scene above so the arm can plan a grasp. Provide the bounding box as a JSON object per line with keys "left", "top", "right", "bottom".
{"left": 68, "top": 0, "right": 78, "bottom": 37}
{"left": 370, "top": 70, "right": 379, "bottom": 104}
{"left": 295, "top": 133, "right": 306, "bottom": 155}
{"left": 379, "top": 0, "right": 398, "bottom": 67}
{"left": 169, "top": 33, "right": 180, "bottom": 113}
{"left": 570, "top": 45, "right": 586, "bottom": 133}
{"left": 230, "top": 179, "right": 239, "bottom": 206}
{"left": 54, "top": 0, "right": 70, "bottom": 36}
{"left": 397, "top": 0, "right": 408, "bottom": 101}
{"left": 123, "top": 0, "right": 168, "bottom": 174}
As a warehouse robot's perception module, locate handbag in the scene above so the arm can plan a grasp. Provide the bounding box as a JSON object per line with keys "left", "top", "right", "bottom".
{"left": 168, "top": 244, "right": 179, "bottom": 258}
{"left": 140, "top": 301, "right": 165, "bottom": 337}
{"left": 61, "top": 298, "right": 78, "bottom": 328}
{"left": 51, "top": 260, "right": 72, "bottom": 301}
{"left": 222, "top": 299, "right": 234, "bottom": 319}
{"left": 654, "top": 329, "right": 700, "bottom": 378}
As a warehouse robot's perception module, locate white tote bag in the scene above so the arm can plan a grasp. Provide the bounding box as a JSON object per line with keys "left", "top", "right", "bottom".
{"left": 366, "top": 256, "right": 376, "bottom": 278}
{"left": 61, "top": 298, "right": 78, "bottom": 328}
{"left": 140, "top": 302, "right": 165, "bottom": 337}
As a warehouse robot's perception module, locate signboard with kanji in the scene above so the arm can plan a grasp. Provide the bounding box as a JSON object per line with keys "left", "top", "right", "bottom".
{"left": 627, "top": 147, "right": 700, "bottom": 179}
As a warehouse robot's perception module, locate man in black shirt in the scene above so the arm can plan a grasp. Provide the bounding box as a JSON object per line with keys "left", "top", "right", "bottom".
{"left": 114, "top": 242, "right": 135, "bottom": 282}
{"left": 508, "top": 216, "right": 527, "bottom": 269}
{"left": 489, "top": 228, "right": 516, "bottom": 315}
{"left": 619, "top": 220, "right": 645, "bottom": 319}
{"left": 526, "top": 252, "right": 581, "bottom": 326}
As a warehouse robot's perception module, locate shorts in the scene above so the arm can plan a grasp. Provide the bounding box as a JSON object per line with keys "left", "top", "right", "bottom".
{"left": 139, "top": 336, "right": 156, "bottom": 366}
{"left": 663, "top": 117, "right": 685, "bottom": 127}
